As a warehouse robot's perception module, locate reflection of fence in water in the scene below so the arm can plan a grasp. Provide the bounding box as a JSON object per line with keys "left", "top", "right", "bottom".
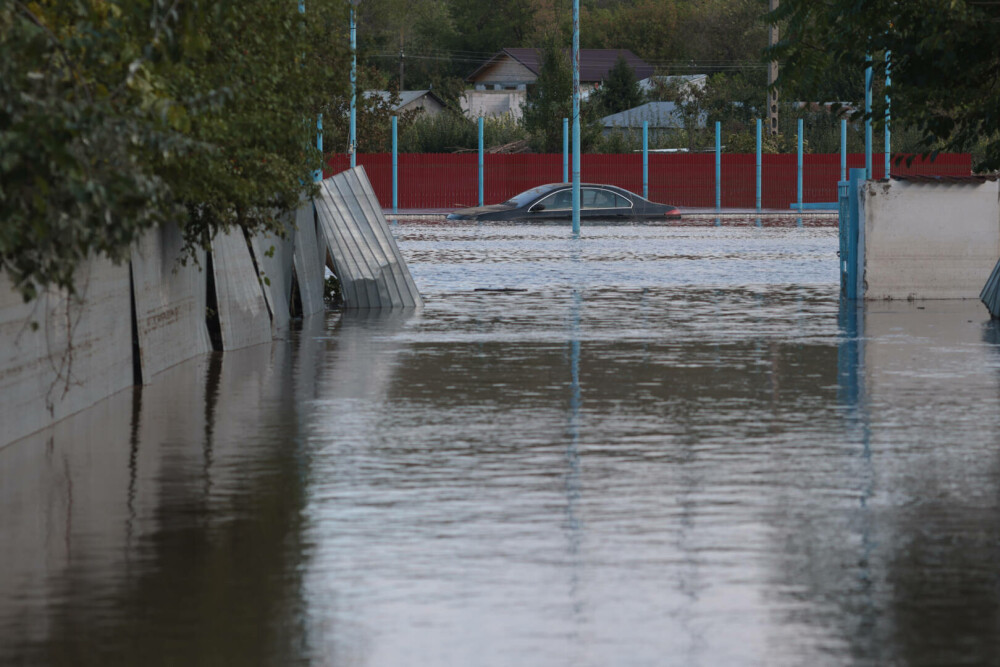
{"left": 326, "top": 152, "right": 973, "bottom": 210}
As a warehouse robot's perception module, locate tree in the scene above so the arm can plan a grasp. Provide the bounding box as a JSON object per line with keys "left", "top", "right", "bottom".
{"left": 522, "top": 41, "right": 572, "bottom": 153}
{"left": 770, "top": 0, "right": 1000, "bottom": 170}
{"left": 595, "top": 56, "right": 642, "bottom": 116}
{"left": 0, "top": 0, "right": 348, "bottom": 301}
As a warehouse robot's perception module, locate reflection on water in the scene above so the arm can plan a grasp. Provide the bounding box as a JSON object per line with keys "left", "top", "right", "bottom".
{"left": 2, "top": 223, "right": 1000, "bottom": 665}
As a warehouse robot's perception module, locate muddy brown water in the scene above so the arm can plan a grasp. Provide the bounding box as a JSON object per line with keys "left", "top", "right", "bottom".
{"left": 3, "top": 222, "right": 1000, "bottom": 666}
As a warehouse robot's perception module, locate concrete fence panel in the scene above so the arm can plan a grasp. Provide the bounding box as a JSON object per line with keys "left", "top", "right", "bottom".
{"left": 293, "top": 201, "right": 327, "bottom": 317}
{"left": 252, "top": 225, "right": 295, "bottom": 333}
{"left": 0, "top": 256, "right": 133, "bottom": 448}
{"left": 863, "top": 179, "right": 1000, "bottom": 300}
{"left": 316, "top": 166, "right": 422, "bottom": 309}
{"left": 131, "top": 223, "right": 212, "bottom": 381}
{"left": 211, "top": 229, "right": 273, "bottom": 350}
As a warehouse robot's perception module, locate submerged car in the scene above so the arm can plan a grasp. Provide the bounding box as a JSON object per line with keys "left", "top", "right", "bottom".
{"left": 447, "top": 183, "right": 681, "bottom": 221}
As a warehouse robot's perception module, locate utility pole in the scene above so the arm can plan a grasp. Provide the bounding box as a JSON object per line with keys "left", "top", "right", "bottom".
{"left": 398, "top": 30, "right": 405, "bottom": 91}
{"left": 767, "top": 0, "right": 779, "bottom": 136}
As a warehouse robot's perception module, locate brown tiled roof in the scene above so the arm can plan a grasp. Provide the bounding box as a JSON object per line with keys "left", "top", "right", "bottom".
{"left": 466, "top": 48, "right": 655, "bottom": 83}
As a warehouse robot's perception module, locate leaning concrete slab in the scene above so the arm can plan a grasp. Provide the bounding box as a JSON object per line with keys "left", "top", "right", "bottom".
{"left": 293, "top": 201, "right": 326, "bottom": 317}
{"left": 251, "top": 224, "right": 295, "bottom": 332}
{"left": 131, "top": 223, "right": 212, "bottom": 381}
{"left": 0, "top": 256, "right": 133, "bottom": 448}
{"left": 316, "top": 166, "right": 422, "bottom": 309}
{"left": 211, "top": 229, "right": 273, "bottom": 350}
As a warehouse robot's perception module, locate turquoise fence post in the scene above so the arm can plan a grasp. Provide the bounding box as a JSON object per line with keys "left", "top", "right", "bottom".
{"left": 838, "top": 178, "right": 850, "bottom": 296}
{"left": 847, "top": 167, "right": 865, "bottom": 300}
{"left": 349, "top": 3, "right": 357, "bottom": 168}
{"left": 865, "top": 54, "right": 872, "bottom": 179}
{"left": 797, "top": 118, "right": 803, "bottom": 212}
{"left": 715, "top": 121, "right": 721, "bottom": 211}
{"left": 571, "top": 0, "right": 580, "bottom": 234}
{"left": 478, "top": 116, "right": 484, "bottom": 207}
{"left": 755, "top": 118, "right": 762, "bottom": 212}
{"left": 563, "top": 118, "right": 569, "bottom": 183}
{"left": 392, "top": 115, "right": 398, "bottom": 213}
{"left": 315, "top": 114, "right": 323, "bottom": 182}
{"left": 885, "top": 50, "right": 891, "bottom": 178}
{"left": 642, "top": 121, "right": 649, "bottom": 199}
{"left": 841, "top": 118, "right": 847, "bottom": 182}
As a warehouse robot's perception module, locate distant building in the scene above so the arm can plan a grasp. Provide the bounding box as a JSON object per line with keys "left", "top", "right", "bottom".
{"left": 600, "top": 101, "right": 706, "bottom": 138}
{"left": 460, "top": 90, "right": 526, "bottom": 120}
{"left": 466, "top": 48, "right": 654, "bottom": 91}
{"left": 364, "top": 90, "right": 447, "bottom": 115}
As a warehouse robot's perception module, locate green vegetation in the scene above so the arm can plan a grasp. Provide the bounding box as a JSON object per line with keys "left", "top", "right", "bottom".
{"left": 770, "top": 0, "right": 1000, "bottom": 170}
{"left": 1, "top": 0, "right": 347, "bottom": 302}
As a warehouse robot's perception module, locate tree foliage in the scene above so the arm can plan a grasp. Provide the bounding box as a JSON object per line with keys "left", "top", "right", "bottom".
{"left": 594, "top": 56, "right": 642, "bottom": 116}
{"left": 522, "top": 41, "right": 573, "bottom": 153}
{"left": 1, "top": 0, "right": 347, "bottom": 301}
{"left": 770, "top": 0, "right": 1000, "bottom": 170}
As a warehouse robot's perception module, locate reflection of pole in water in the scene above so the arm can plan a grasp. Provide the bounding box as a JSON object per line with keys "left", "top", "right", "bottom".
{"left": 837, "top": 299, "right": 878, "bottom": 659}
{"left": 564, "top": 289, "right": 584, "bottom": 621}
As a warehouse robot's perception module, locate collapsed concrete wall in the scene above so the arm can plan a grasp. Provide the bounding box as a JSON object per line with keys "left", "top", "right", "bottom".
{"left": 316, "top": 166, "right": 423, "bottom": 309}
{"left": 863, "top": 178, "right": 1000, "bottom": 300}
{"left": 1, "top": 171, "right": 423, "bottom": 448}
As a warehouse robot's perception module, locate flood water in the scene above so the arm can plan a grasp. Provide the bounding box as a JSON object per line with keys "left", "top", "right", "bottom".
{"left": 3, "top": 221, "right": 1000, "bottom": 666}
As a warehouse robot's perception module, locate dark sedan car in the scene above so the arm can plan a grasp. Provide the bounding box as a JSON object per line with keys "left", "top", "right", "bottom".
{"left": 446, "top": 183, "right": 681, "bottom": 221}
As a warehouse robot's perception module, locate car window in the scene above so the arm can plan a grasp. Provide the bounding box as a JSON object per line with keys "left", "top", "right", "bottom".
{"left": 533, "top": 189, "right": 572, "bottom": 210}
{"left": 614, "top": 193, "right": 631, "bottom": 208}
{"left": 501, "top": 185, "right": 553, "bottom": 207}
{"left": 582, "top": 188, "right": 614, "bottom": 209}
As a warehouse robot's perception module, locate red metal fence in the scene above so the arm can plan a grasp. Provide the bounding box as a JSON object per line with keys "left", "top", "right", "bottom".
{"left": 326, "top": 153, "right": 972, "bottom": 210}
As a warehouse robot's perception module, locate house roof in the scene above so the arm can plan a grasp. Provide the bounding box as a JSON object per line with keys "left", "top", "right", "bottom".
{"left": 601, "top": 102, "right": 692, "bottom": 129}
{"left": 466, "top": 48, "right": 654, "bottom": 83}
{"left": 364, "top": 89, "right": 446, "bottom": 110}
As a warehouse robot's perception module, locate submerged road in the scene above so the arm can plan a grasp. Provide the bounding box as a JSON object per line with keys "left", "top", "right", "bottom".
{"left": 2, "top": 222, "right": 1000, "bottom": 666}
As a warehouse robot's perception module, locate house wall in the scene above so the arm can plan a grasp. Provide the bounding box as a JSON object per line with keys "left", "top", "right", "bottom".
{"left": 400, "top": 96, "right": 445, "bottom": 115}
{"left": 863, "top": 179, "right": 1000, "bottom": 299}
{"left": 461, "top": 90, "right": 526, "bottom": 119}
{"left": 470, "top": 57, "right": 535, "bottom": 87}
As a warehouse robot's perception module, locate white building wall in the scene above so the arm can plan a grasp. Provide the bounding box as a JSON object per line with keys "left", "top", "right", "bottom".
{"left": 863, "top": 179, "right": 1000, "bottom": 300}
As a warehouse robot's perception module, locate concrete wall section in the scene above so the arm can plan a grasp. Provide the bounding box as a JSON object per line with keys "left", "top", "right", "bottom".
{"left": 293, "top": 201, "right": 327, "bottom": 317}
{"left": 863, "top": 179, "right": 1000, "bottom": 300}
{"left": 316, "top": 167, "right": 422, "bottom": 310}
{"left": 0, "top": 257, "right": 133, "bottom": 448}
{"left": 211, "top": 229, "right": 273, "bottom": 350}
{"left": 131, "top": 223, "right": 212, "bottom": 381}
{"left": 251, "top": 224, "right": 295, "bottom": 332}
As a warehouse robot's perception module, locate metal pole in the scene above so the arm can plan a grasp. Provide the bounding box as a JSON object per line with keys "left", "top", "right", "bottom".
{"left": 392, "top": 115, "right": 398, "bottom": 212}
{"left": 865, "top": 54, "right": 872, "bottom": 179}
{"left": 563, "top": 118, "right": 569, "bottom": 183}
{"left": 797, "top": 117, "right": 803, "bottom": 212}
{"left": 767, "top": 0, "right": 779, "bottom": 136}
{"left": 350, "top": 3, "right": 357, "bottom": 168}
{"left": 572, "top": 0, "right": 581, "bottom": 234}
{"left": 478, "top": 116, "right": 484, "bottom": 207}
{"left": 755, "top": 118, "right": 762, "bottom": 212}
{"left": 316, "top": 114, "right": 323, "bottom": 182}
{"left": 841, "top": 118, "right": 847, "bottom": 182}
{"left": 715, "top": 121, "right": 721, "bottom": 211}
{"left": 642, "top": 121, "right": 649, "bottom": 200}
{"left": 885, "top": 50, "right": 891, "bottom": 179}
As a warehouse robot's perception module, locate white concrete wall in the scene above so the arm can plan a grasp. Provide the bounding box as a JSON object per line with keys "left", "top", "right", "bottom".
{"left": 131, "top": 223, "right": 212, "bottom": 380}
{"left": 461, "top": 91, "right": 526, "bottom": 120}
{"left": 0, "top": 257, "right": 133, "bottom": 447}
{"left": 211, "top": 228, "right": 272, "bottom": 350}
{"left": 863, "top": 179, "right": 1000, "bottom": 299}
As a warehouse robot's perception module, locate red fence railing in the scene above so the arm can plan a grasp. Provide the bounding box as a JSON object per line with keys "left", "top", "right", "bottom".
{"left": 325, "top": 153, "right": 972, "bottom": 210}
